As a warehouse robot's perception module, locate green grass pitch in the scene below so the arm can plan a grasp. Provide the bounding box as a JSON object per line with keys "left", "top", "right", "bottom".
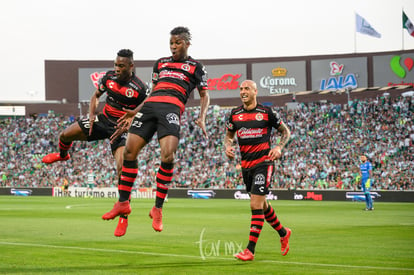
{"left": 0, "top": 196, "right": 413, "bottom": 274}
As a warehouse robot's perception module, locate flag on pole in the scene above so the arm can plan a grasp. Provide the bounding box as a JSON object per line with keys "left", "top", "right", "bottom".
{"left": 403, "top": 11, "right": 414, "bottom": 37}
{"left": 356, "top": 13, "right": 381, "bottom": 38}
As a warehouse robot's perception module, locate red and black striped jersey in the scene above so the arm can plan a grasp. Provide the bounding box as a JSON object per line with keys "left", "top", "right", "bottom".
{"left": 98, "top": 71, "right": 149, "bottom": 119}
{"left": 226, "top": 104, "right": 283, "bottom": 169}
{"left": 147, "top": 56, "right": 208, "bottom": 113}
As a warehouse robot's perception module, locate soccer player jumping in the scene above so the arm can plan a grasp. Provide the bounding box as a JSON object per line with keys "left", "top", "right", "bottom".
{"left": 102, "top": 26, "right": 210, "bottom": 233}
{"left": 224, "top": 80, "right": 292, "bottom": 261}
{"left": 42, "top": 49, "right": 149, "bottom": 237}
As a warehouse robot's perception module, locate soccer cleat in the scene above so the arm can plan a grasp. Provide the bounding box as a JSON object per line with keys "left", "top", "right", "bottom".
{"left": 149, "top": 206, "right": 163, "bottom": 232}
{"left": 234, "top": 248, "right": 254, "bottom": 261}
{"left": 280, "top": 227, "right": 291, "bottom": 256}
{"left": 102, "top": 201, "right": 131, "bottom": 220}
{"left": 42, "top": 153, "right": 70, "bottom": 164}
{"left": 114, "top": 217, "right": 128, "bottom": 237}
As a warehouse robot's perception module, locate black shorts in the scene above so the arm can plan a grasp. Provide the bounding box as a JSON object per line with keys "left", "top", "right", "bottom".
{"left": 128, "top": 102, "right": 181, "bottom": 142}
{"left": 77, "top": 113, "right": 126, "bottom": 152}
{"left": 242, "top": 164, "right": 274, "bottom": 196}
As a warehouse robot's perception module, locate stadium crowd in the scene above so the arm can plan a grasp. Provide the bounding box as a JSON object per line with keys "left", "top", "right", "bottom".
{"left": 0, "top": 94, "right": 413, "bottom": 191}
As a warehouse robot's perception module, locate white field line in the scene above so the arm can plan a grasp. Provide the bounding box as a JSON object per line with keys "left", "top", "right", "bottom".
{"left": 0, "top": 241, "right": 413, "bottom": 272}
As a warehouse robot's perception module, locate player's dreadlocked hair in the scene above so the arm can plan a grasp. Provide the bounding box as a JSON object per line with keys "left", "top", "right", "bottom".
{"left": 170, "top": 26, "right": 192, "bottom": 42}
{"left": 117, "top": 49, "right": 134, "bottom": 63}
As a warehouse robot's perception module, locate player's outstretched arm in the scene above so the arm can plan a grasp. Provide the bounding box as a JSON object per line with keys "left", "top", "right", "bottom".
{"left": 268, "top": 121, "right": 291, "bottom": 161}
{"left": 276, "top": 121, "right": 291, "bottom": 149}
{"left": 195, "top": 89, "right": 210, "bottom": 138}
{"left": 109, "top": 108, "right": 137, "bottom": 143}
{"left": 224, "top": 130, "right": 236, "bottom": 160}
{"left": 110, "top": 88, "right": 153, "bottom": 143}
{"left": 88, "top": 89, "right": 102, "bottom": 136}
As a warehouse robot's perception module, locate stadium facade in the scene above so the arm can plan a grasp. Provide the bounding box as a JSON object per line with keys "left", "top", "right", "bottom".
{"left": 1, "top": 49, "right": 413, "bottom": 116}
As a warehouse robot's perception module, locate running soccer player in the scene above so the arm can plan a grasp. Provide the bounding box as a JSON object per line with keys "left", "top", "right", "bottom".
{"left": 102, "top": 26, "right": 210, "bottom": 233}
{"left": 359, "top": 153, "right": 374, "bottom": 210}
{"left": 42, "top": 49, "right": 149, "bottom": 237}
{"left": 224, "top": 80, "right": 291, "bottom": 261}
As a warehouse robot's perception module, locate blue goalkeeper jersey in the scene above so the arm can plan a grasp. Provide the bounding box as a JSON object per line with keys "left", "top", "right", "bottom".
{"left": 360, "top": 161, "right": 372, "bottom": 180}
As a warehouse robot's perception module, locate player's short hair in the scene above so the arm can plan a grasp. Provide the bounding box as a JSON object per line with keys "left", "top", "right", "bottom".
{"left": 170, "top": 26, "right": 191, "bottom": 42}
{"left": 117, "top": 49, "right": 134, "bottom": 63}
